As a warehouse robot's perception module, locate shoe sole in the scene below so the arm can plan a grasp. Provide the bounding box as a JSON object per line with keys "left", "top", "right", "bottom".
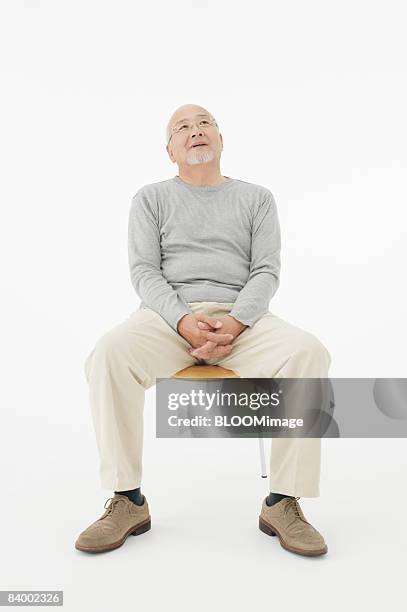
{"left": 259, "top": 517, "right": 328, "bottom": 557}
{"left": 75, "top": 517, "right": 151, "bottom": 553}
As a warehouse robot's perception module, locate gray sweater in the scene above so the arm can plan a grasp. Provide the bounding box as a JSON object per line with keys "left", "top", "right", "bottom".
{"left": 128, "top": 175, "right": 281, "bottom": 331}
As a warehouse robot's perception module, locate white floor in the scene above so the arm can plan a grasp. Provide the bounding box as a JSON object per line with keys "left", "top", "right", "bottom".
{"left": 2, "top": 389, "right": 406, "bottom": 612}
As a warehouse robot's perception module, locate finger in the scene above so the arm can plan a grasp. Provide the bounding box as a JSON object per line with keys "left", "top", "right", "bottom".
{"left": 189, "top": 340, "right": 216, "bottom": 352}
{"left": 190, "top": 343, "right": 233, "bottom": 360}
{"left": 190, "top": 340, "right": 216, "bottom": 356}
{"left": 212, "top": 344, "right": 233, "bottom": 357}
{"left": 195, "top": 313, "right": 223, "bottom": 328}
{"left": 204, "top": 331, "right": 234, "bottom": 345}
{"left": 193, "top": 346, "right": 233, "bottom": 360}
{"left": 189, "top": 342, "right": 216, "bottom": 359}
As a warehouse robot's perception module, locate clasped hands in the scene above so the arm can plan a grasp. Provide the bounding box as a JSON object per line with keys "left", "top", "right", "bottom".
{"left": 177, "top": 313, "right": 247, "bottom": 360}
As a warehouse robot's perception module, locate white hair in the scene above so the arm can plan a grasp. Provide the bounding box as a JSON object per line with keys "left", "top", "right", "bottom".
{"left": 165, "top": 123, "right": 171, "bottom": 145}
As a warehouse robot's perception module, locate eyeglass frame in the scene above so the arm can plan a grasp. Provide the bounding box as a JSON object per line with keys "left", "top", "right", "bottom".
{"left": 167, "top": 115, "right": 218, "bottom": 145}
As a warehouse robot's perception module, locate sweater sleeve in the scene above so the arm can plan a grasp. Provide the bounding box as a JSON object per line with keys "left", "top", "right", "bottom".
{"left": 228, "top": 191, "right": 281, "bottom": 327}
{"left": 128, "top": 190, "right": 193, "bottom": 331}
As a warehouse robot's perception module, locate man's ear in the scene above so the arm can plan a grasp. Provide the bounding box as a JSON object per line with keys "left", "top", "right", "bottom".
{"left": 166, "top": 144, "right": 175, "bottom": 163}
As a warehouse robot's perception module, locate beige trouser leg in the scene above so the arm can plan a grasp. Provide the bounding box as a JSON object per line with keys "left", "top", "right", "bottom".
{"left": 84, "top": 302, "right": 331, "bottom": 496}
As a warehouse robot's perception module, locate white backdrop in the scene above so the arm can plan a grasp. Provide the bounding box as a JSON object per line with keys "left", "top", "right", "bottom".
{"left": 1, "top": 1, "right": 406, "bottom": 611}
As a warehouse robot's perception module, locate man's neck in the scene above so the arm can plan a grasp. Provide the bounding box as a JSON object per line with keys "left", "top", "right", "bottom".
{"left": 177, "top": 166, "right": 226, "bottom": 187}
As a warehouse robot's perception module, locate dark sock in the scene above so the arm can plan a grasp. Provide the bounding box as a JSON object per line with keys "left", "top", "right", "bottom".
{"left": 266, "top": 492, "right": 293, "bottom": 507}
{"left": 114, "top": 487, "right": 144, "bottom": 506}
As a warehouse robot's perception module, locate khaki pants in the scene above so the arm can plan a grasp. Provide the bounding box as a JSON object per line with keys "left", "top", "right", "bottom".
{"left": 84, "top": 302, "right": 331, "bottom": 497}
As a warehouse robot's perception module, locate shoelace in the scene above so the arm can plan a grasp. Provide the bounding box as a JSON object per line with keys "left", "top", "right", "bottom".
{"left": 103, "top": 496, "right": 128, "bottom": 516}
{"left": 283, "top": 497, "right": 308, "bottom": 529}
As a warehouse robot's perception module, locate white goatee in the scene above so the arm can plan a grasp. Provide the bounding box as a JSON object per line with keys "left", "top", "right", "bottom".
{"left": 186, "top": 146, "right": 215, "bottom": 166}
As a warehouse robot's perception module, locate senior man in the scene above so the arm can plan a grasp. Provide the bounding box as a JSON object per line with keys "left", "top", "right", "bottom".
{"left": 75, "top": 104, "right": 331, "bottom": 557}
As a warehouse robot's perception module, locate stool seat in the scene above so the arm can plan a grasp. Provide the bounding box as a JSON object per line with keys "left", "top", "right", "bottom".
{"left": 172, "top": 365, "right": 239, "bottom": 379}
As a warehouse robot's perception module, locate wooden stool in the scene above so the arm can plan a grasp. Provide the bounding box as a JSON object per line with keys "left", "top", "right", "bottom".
{"left": 173, "top": 364, "right": 239, "bottom": 380}
{"left": 172, "top": 364, "right": 267, "bottom": 477}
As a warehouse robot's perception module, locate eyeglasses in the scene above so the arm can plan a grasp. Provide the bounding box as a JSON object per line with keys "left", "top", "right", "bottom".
{"left": 167, "top": 116, "right": 218, "bottom": 144}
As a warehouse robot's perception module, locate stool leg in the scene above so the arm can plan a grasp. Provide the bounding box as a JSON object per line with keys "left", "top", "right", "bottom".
{"left": 258, "top": 436, "right": 267, "bottom": 478}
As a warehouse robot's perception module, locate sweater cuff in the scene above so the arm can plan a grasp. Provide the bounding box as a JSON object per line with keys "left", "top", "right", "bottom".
{"left": 228, "top": 311, "right": 258, "bottom": 328}
{"left": 171, "top": 307, "right": 193, "bottom": 332}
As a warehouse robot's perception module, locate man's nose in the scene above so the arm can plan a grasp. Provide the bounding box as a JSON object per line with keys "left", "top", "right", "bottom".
{"left": 191, "top": 127, "right": 204, "bottom": 138}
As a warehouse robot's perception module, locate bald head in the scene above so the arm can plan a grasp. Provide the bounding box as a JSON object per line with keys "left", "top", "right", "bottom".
{"left": 166, "top": 103, "right": 214, "bottom": 145}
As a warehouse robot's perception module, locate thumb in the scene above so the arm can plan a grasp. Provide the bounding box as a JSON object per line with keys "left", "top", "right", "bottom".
{"left": 197, "top": 321, "right": 211, "bottom": 330}
{"left": 195, "top": 313, "right": 223, "bottom": 328}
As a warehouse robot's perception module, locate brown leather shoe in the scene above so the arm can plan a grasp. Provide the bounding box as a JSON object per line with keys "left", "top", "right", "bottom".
{"left": 75, "top": 494, "right": 151, "bottom": 553}
{"left": 259, "top": 496, "right": 327, "bottom": 557}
